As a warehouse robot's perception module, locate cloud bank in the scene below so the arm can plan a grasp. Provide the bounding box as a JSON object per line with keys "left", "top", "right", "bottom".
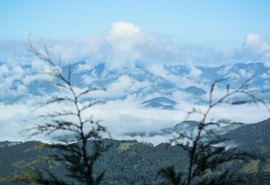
{"left": 0, "top": 22, "right": 270, "bottom": 144}
{"left": 1, "top": 22, "right": 270, "bottom": 68}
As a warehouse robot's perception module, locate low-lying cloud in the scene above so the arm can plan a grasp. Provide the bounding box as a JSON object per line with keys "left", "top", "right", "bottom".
{"left": 0, "top": 22, "right": 270, "bottom": 144}
{"left": 0, "top": 96, "right": 269, "bottom": 144}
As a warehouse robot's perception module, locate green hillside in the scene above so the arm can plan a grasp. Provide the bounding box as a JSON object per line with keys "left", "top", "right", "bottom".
{"left": 0, "top": 139, "right": 188, "bottom": 185}
{"left": 1, "top": 119, "right": 270, "bottom": 184}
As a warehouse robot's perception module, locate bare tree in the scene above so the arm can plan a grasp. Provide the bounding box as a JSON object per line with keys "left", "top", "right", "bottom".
{"left": 14, "top": 41, "right": 107, "bottom": 185}
{"left": 159, "top": 78, "right": 269, "bottom": 185}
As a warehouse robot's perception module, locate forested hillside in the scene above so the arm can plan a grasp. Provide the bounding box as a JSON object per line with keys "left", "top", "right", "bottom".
{"left": 1, "top": 117, "right": 270, "bottom": 185}
{"left": 224, "top": 118, "right": 270, "bottom": 150}
{"left": 0, "top": 139, "right": 188, "bottom": 185}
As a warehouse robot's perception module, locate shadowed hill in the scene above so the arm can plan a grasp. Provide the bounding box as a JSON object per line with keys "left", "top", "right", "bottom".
{"left": 224, "top": 118, "right": 270, "bottom": 150}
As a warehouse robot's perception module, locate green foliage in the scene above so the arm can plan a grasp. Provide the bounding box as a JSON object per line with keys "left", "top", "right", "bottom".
{"left": 118, "top": 142, "right": 137, "bottom": 151}
{"left": 0, "top": 140, "right": 188, "bottom": 185}
{"left": 0, "top": 139, "right": 270, "bottom": 184}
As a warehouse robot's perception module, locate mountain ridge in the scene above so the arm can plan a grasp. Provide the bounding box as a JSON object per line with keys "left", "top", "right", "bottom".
{"left": 1, "top": 61, "right": 269, "bottom": 107}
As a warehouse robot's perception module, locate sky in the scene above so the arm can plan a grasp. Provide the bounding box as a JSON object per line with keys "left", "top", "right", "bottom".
{"left": 1, "top": 0, "right": 270, "bottom": 48}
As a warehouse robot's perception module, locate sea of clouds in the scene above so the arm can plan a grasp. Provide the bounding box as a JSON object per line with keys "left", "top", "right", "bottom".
{"left": 0, "top": 22, "right": 270, "bottom": 144}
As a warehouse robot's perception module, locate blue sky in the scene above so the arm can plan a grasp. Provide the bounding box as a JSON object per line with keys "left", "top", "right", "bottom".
{"left": 1, "top": 0, "right": 270, "bottom": 48}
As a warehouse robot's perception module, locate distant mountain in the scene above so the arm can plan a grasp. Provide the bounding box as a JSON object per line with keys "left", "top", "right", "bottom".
{"left": 143, "top": 97, "right": 177, "bottom": 109}
{"left": 0, "top": 62, "right": 269, "bottom": 105}
{"left": 184, "top": 86, "right": 206, "bottom": 96}
{"left": 125, "top": 120, "right": 243, "bottom": 138}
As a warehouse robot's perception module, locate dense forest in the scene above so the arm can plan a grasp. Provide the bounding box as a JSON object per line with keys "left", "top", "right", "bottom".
{"left": 1, "top": 119, "right": 270, "bottom": 184}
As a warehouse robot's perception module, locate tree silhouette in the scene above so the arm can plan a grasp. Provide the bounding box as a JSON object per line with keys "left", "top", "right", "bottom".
{"left": 14, "top": 41, "right": 107, "bottom": 185}
{"left": 158, "top": 78, "right": 269, "bottom": 185}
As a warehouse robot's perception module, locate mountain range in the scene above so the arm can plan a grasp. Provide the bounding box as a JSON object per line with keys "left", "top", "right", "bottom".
{"left": 124, "top": 120, "right": 244, "bottom": 138}
{"left": 1, "top": 61, "right": 270, "bottom": 108}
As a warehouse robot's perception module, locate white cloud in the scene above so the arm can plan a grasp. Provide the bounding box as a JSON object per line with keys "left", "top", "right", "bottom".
{"left": 188, "top": 64, "right": 202, "bottom": 78}
{"left": 0, "top": 95, "right": 269, "bottom": 144}
{"left": 261, "top": 71, "right": 270, "bottom": 79}
{"left": 0, "top": 64, "right": 9, "bottom": 74}
{"left": 107, "top": 75, "right": 149, "bottom": 96}
{"left": 235, "top": 33, "right": 270, "bottom": 63}
{"left": 107, "top": 75, "right": 135, "bottom": 92}
{"left": 104, "top": 22, "right": 142, "bottom": 70}
{"left": 238, "top": 68, "right": 253, "bottom": 78}
{"left": 217, "top": 64, "right": 233, "bottom": 75}
{"left": 1, "top": 24, "right": 270, "bottom": 70}
{"left": 242, "top": 34, "right": 270, "bottom": 54}
{"left": 107, "top": 22, "right": 140, "bottom": 40}
{"left": 13, "top": 66, "right": 24, "bottom": 77}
